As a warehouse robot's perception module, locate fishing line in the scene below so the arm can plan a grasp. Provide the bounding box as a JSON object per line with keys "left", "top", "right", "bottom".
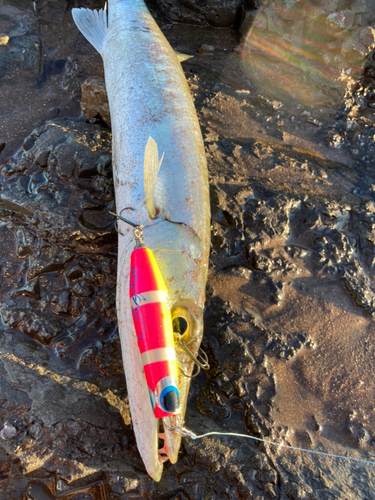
{"left": 165, "top": 425, "right": 375, "bottom": 466}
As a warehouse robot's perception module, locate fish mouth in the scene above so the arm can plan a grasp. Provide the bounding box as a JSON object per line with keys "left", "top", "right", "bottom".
{"left": 157, "top": 390, "right": 189, "bottom": 466}
{"left": 158, "top": 418, "right": 181, "bottom": 464}
{"left": 157, "top": 307, "right": 205, "bottom": 465}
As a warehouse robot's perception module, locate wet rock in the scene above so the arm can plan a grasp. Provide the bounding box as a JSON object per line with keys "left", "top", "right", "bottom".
{"left": 359, "top": 26, "right": 375, "bottom": 46}
{"left": 0, "top": 34, "right": 41, "bottom": 78}
{"left": 201, "top": 299, "right": 275, "bottom": 427}
{"left": 327, "top": 10, "right": 356, "bottom": 30}
{"left": 152, "top": 0, "right": 243, "bottom": 27}
{"left": 0, "top": 0, "right": 104, "bottom": 162}
{"left": 24, "top": 478, "right": 108, "bottom": 500}
{"left": 61, "top": 56, "right": 78, "bottom": 93}
{"left": 328, "top": 48, "right": 375, "bottom": 171}
{"left": 14, "top": 278, "right": 41, "bottom": 300}
{"left": 151, "top": 0, "right": 207, "bottom": 25}
{"left": 269, "top": 331, "right": 314, "bottom": 360}
{"left": 288, "top": 199, "right": 375, "bottom": 316}
{"left": 80, "top": 76, "right": 111, "bottom": 126}
{"left": 0, "top": 118, "right": 118, "bottom": 356}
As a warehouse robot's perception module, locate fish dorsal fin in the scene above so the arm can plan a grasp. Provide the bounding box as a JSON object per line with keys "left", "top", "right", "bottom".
{"left": 175, "top": 51, "right": 193, "bottom": 63}
{"left": 72, "top": 8, "right": 108, "bottom": 54}
{"left": 144, "top": 137, "right": 164, "bottom": 220}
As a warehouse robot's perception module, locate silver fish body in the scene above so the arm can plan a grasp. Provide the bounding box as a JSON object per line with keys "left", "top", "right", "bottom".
{"left": 72, "top": 0, "right": 210, "bottom": 481}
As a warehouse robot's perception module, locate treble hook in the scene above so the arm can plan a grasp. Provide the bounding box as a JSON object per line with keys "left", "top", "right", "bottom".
{"left": 177, "top": 338, "right": 210, "bottom": 376}
{"left": 177, "top": 358, "right": 201, "bottom": 378}
{"left": 109, "top": 208, "right": 144, "bottom": 243}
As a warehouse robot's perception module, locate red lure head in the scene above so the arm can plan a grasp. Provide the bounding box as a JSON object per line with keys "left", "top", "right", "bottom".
{"left": 129, "top": 245, "right": 180, "bottom": 418}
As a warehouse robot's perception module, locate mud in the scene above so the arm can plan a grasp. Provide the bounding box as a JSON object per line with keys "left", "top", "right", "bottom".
{"left": 1, "top": 0, "right": 375, "bottom": 499}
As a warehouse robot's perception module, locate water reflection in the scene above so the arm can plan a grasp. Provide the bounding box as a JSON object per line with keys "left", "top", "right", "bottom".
{"left": 238, "top": 0, "right": 374, "bottom": 110}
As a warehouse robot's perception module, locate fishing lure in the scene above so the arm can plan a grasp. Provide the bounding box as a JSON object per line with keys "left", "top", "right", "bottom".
{"left": 110, "top": 210, "right": 180, "bottom": 418}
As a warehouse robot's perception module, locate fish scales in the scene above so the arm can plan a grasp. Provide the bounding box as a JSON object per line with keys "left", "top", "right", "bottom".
{"left": 106, "top": 0, "right": 209, "bottom": 239}
{"left": 73, "top": 0, "right": 210, "bottom": 482}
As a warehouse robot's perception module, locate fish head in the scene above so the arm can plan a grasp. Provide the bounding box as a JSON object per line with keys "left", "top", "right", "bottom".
{"left": 143, "top": 219, "right": 208, "bottom": 462}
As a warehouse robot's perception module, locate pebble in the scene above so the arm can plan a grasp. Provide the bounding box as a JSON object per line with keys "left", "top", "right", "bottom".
{"left": 0, "top": 34, "right": 9, "bottom": 45}
{"left": 0, "top": 422, "right": 17, "bottom": 440}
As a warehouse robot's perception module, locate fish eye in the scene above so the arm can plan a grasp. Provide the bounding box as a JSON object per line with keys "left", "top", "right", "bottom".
{"left": 172, "top": 307, "right": 190, "bottom": 340}
{"left": 173, "top": 316, "right": 188, "bottom": 335}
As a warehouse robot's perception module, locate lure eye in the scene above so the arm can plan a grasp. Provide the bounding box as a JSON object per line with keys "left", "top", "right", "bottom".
{"left": 172, "top": 307, "right": 190, "bottom": 340}
{"left": 155, "top": 376, "right": 180, "bottom": 414}
{"left": 162, "top": 390, "right": 179, "bottom": 414}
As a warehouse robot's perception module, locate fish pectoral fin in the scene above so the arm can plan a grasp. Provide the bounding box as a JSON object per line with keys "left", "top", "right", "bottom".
{"left": 175, "top": 51, "right": 193, "bottom": 63}
{"left": 72, "top": 7, "right": 108, "bottom": 54}
{"left": 144, "top": 136, "right": 164, "bottom": 219}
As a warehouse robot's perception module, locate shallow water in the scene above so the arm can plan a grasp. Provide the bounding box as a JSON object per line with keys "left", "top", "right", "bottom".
{"left": 0, "top": 0, "right": 375, "bottom": 498}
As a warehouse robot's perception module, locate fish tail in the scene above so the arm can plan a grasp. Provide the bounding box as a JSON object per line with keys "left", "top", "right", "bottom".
{"left": 72, "top": 8, "right": 108, "bottom": 54}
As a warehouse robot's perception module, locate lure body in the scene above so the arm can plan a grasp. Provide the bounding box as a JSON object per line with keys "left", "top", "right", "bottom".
{"left": 129, "top": 246, "right": 180, "bottom": 418}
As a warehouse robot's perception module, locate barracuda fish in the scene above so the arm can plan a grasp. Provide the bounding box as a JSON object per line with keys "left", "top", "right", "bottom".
{"left": 72, "top": 0, "right": 210, "bottom": 481}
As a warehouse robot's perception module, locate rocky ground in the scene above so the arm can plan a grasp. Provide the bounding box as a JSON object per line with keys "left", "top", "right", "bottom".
{"left": 0, "top": 0, "right": 375, "bottom": 499}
